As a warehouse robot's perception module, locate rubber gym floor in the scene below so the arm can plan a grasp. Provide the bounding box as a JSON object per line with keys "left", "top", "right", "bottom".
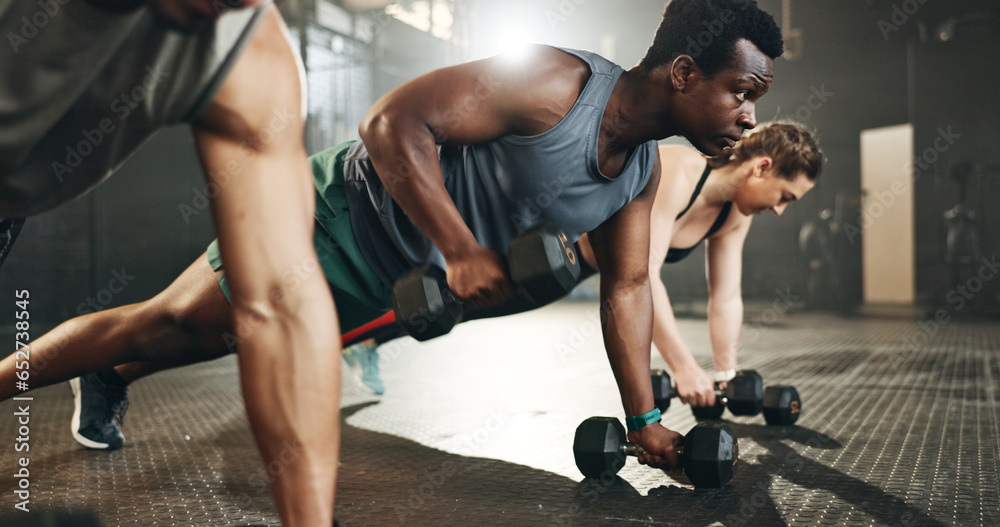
{"left": 1, "top": 301, "right": 998, "bottom": 526}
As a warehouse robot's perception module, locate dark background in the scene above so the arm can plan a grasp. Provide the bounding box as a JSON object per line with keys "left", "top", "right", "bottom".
{"left": 3, "top": 0, "right": 999, "bottom": 327}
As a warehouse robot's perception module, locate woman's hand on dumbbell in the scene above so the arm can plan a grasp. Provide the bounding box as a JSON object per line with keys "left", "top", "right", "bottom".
{"left": 444, "top": 245, "right": 516, "bottom": 308}
{"left": 626, "top": 423, "right": 684, "bottom": 474}
{"left": 673, "top": 364, "right": 717, "bottom": 408}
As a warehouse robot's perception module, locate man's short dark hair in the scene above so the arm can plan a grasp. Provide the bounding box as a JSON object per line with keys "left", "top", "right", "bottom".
{"left": 639, "top": 0, "right": 783, "bottom": 77}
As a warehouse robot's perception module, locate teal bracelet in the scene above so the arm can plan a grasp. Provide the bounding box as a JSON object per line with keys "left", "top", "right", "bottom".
{"left": 625, "top": 408, "right": 661, "bottom": 431}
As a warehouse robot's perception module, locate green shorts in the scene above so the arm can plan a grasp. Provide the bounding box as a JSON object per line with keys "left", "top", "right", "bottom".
{"left": 207, "top": 141, "right": 393, "bottom": 334}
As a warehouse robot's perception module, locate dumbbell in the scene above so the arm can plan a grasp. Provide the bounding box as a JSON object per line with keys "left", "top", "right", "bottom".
{"left": 392, "top": 222, "right": 579, "bottom": 341}
{"left": 690, "top": 370, "right": 802, "bottom": 425}
{"left": 652, "top": 369, "right": 801, "bottom": 425}
{"left": 573, "top": 417, "right": 739, "bottom": 488}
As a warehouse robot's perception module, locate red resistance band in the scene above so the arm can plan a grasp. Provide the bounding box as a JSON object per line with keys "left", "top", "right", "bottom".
{"left": 341, "top": 311, "right": 398, "bottom": 347}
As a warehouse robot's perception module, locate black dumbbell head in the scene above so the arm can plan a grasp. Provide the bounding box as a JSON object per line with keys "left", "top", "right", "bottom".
{"left": 763, "top": 385, "right": 801, "bottom": 425}
{"left": 726, "top": 370, "right": 765, "bottom": 416}
{"left": 691, "top": 398, "right": 726, "bottom": 420}
{"left": 507, "top": 222, "right": 580, "bottom": 305}
{"left": 573, "top": 417, "right": 627, "bottom": 478}
{"left": 392, "top": 266, "right": 463, "bottom": 341}
{"left": 651, "top": 369, "right": 674, "bottom": 412}
{"left": 682, "top": 422, "right": 739, "bottom": 488}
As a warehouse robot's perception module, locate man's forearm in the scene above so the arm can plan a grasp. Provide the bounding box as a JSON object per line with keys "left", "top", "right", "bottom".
{"left": 220, "top": 194, "right": 341, "bottom": 525}
{"left": 601, "top": 282, "right": 655, "bottom": 417}
{"left": 708, "top": 296, "right": 742, "bottom": 372}
{"left": 235, "top": 279, "right": 339, "bottom": 526}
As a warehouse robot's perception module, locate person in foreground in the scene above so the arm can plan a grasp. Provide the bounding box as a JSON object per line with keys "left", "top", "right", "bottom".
{"left": 0, "top": 1, "right": 339, "bottom": 524}
{"left": 0, "top": 0, "right": 784, "bottom": 506}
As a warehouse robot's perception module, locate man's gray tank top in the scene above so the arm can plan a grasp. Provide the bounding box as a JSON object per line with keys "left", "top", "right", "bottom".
{"left": 343, "top": 47, "right": 657, "bottom": 288}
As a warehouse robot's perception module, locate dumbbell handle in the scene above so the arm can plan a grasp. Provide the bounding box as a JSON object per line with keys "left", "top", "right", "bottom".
{"left": 621, "top": 441, "right": 684, "bottom": 459}
{"left": 653, "top": 370, "right": 728, "bottom": 408}
{"left": 674, "top": 386, "right": 728, "bottom": 405}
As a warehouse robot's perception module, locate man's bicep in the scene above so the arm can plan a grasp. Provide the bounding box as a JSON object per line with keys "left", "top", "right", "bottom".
{"left": 191, "top": 6, "right": 316, "bottom": 303}
{"left": 389, "top": 61, "right": 514, "bottom": 144}
{"left": 365, "top": 46, "right": 579, "bottom": 146}
{"left": 195, "top": 6, "right": 305, "bottom": 142}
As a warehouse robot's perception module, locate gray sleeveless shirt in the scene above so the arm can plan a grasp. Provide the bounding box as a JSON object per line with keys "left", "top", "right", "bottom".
{"left": 0, "top": 1, "right": 267, "bottom": 217}
{"left": 343, "top": 47, "right": 656, "bottom": 288}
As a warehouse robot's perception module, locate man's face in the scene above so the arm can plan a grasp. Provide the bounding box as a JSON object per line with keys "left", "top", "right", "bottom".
{"left": 676, "top": 39, "right": 774, "bottom": 156}
{"left": 148, "top": 0, "right": 261, "bottom": 32}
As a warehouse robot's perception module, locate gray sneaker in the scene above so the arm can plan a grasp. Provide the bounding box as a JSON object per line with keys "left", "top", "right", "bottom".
{"left": 69, "top": 372, "right": 129, "bottom": 450}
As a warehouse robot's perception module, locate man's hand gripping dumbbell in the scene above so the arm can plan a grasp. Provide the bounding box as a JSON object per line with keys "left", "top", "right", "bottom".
{"left": 573, "top": 416, "right": 740, "bottom": 488}
{"left": 392, "top": 222, "right": 579, "bottom": 340}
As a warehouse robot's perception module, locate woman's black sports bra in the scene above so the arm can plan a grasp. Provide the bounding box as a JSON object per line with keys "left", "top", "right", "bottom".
{"left": 576, "top": 162, "right": 733, "bottom": 278}
{"left": 664, "top": 163, "right": 732, "bottom": 263}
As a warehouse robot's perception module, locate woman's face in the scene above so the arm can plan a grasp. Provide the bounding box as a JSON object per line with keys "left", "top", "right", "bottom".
{"left": 733, "top": 165, "right": 815, "bottom": 217}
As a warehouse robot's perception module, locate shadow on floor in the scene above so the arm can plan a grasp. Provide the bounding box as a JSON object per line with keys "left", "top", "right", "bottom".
{"left": 326, "top": 404, "right": 949, "bottom": 526}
